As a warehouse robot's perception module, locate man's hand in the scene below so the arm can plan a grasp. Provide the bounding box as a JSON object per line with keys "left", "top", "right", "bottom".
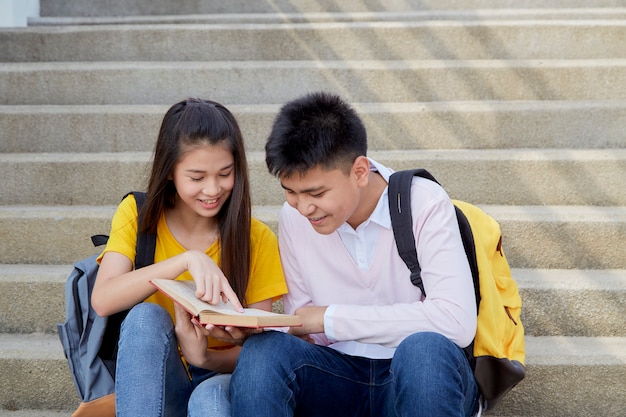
{"left": 202, "top": 323, "right": 262, "bottom": 346}
{"left": 289, "top": 305, "right": 327, "bottom": 337}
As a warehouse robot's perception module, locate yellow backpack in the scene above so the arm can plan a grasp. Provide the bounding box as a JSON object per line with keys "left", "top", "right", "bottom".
{"left": 388, "top": 169, "right": 525, "bottom": 410}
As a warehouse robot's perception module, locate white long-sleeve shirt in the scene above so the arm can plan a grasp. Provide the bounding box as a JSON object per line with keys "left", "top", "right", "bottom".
{"left": 279, "top": 159, "right": 477, "bottom": 359}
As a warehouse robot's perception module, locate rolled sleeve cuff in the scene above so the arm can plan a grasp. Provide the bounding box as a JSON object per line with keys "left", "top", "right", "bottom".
{"left": 324, "top": 304, "right": 337, "bottom": 342}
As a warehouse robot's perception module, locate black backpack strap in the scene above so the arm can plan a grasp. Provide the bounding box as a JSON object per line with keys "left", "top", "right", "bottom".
{"left": 126, "top": 191, "right": 156, "bottom": 269}
{"left": 388, "top": 169, "right": 440, "bottom": 296}
{"left": 454, "top": 207, "right": 481, "bottom": 306}
{"left": 98, "top": 191, "right": 156, "bottom": 365}
{"left": 91, "top": 192, "right": 156, "bottom": 265}
{"left": 388, "top": 169, "right": 481, "bottom": 305}
{"left": 90, "top": 234, "right": 109, "bottom": 247}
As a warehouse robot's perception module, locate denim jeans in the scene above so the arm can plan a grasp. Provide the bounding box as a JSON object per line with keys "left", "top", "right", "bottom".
{"left": 115, "top": 302, "right": 231, "bottom": 417}
{"left": 231, "top": 330, "right": 478, "bottom": 417}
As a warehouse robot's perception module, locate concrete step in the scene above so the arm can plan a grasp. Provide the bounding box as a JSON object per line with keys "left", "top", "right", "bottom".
{"left": 3, "top": 20, "right": 625, "bottom": 62}
{"left": 1, "top": 333, "right": 624, "bottom": 416}
{"left": 513, "top": 269, "right": 626, "bottom": 337}
{"left": 1, "top": 266, "right": 623, "bottom": 337}
{"left": 1, "top": 60, "right": 625, "bottom": 105}
{"left": 489, "top": 336, "right": 626, "bottom": 417}
{"left": 1, "top": 150, "right": 625, "bottom": 206}
{"left": 0, "top": 264, "right": 67, "bottom": 334}
{"left": 1, "top": 204, "right": 625, "bottom": 269}
{"left": 38, "top": 0, "right": 626, "bottom": 17}
{"left": 27, "top": 8, "right": 626, "bottom": 26}
{"left": 0, "top": 411, "right": 68, "bottom": 417}
{"left": 2, "top": 101, "right": 625, "bottom": 153}
{"left": 0, "top": 333, "right": 76, "bottom": 412}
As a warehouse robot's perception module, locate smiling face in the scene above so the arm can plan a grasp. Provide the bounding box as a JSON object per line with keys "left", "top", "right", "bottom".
{"left": 172, "top": 142, "right": 235, "bottom": 219}
{"left": 280, "top": 156, "right": 371, "bottom": 234}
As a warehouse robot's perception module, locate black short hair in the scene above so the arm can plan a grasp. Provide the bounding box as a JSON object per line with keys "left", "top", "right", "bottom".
{"left": 265, "top": 92, "right": 367, "bottom": 177}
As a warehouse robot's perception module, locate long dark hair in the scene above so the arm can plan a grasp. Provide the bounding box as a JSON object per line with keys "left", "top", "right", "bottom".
{"left": 142, "top": 98, "right": 251, "bottom": 304}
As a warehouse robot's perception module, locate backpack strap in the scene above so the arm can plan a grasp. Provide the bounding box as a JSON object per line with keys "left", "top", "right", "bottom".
{"left": 388, "top": 169, "right": 439, "bottom": 296}
{"left": 454, "top": 206, "right": 481, "bottom": 305}
{"left": 126, "top": 191, "right": 156, "bottom": 269}
{"left": 97, "top": 191, "right": 156, "bottom": 363}
{"left": 388, "top": 169, "right": 481, "bottom": 303}
{"left": 90, "top": 234, "right": 109, "bottom": 247}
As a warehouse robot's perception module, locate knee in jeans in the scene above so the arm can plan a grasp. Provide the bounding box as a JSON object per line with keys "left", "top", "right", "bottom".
{"left": 120, "top": 302, "right": 172, "bottom": 337}
{"left": 236, "top": 331, "right": 294, "bottom": 376}
{"left": 242, "top": 331, "right": 290, "bottom": 358}
{"left": 395, "top": 332, "right": 458, "bottom": 366}
{"left": 401, "top": 331, "right": 448, "bottom": 348}
{"left": 189, "top": 374, "right": 231, "bottom": 409}
{"left": 125, "top": 302, "right": 169, "bottom": 320}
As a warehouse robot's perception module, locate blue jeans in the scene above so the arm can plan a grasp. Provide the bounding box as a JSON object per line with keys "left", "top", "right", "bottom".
{"left": 231, "top": 331, "right": 478, "bottom": 417}
{"left": 115, "top": 302, "right": 231, "bottom": 417}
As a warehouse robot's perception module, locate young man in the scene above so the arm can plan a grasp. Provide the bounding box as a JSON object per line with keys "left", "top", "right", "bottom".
{"left": 231, "top": 92, "right": 479, "bottom": 416}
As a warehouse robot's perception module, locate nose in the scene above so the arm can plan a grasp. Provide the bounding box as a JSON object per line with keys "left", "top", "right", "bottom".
{"left": 202, "top": 178, "right": 221, "bottom": 196}
{"left": 296, "top": 196, "right": 315, "bottom": 217}
{"left": 286, "top": 192, "right": 315, "bottom": 216}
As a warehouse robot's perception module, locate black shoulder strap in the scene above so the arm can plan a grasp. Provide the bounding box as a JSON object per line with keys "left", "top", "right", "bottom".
{"left": 454, "top": 207, "right": 481, "bottom": 305}
{"left": 388, "top": 169, "right": 481, "bottom": 304}
{"left": 90, "top": 234, "right": 109, "bottom": 247}
{"left": 388, "top": 169, "right": 440, "bottom": 296}
{"left": 124, "top": 191, "right": 156, "bottom": 269}
{"left": 97, "top": 192, "right": 155, "bottom": 363}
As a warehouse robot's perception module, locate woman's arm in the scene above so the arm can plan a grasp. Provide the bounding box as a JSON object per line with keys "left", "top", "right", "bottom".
{"left": 92, "top": 250, "right": 242, "bottom": 317}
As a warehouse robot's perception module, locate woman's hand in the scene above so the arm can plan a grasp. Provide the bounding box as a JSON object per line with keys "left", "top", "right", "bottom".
{"left": 173, "top": 303, "right": 210, "bottom": 368}
{"left": 174, "top": 304, "right": 245, "bottom": 373}
{"left": 184, "top": 250, "right": 243, "bottom": 312}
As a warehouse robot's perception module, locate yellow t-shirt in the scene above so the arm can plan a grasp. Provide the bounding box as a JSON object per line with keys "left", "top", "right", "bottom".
{"left": 97, "top": 194, "right": 287, "bottom": 341}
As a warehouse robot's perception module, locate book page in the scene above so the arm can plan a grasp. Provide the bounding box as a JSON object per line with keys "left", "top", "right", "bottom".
{"left": 151, "top": 279, "right": 284, "bottom": 317}
{"left": 151, "top": 279, "right": 242, "bottom": 315}
{"left": 151, "top": 279, "right": 301, "bottom": 327}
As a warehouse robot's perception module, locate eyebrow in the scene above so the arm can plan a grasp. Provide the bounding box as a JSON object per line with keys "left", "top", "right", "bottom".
{"left": 280, "top": 182, "right": 325, "bottom": 194}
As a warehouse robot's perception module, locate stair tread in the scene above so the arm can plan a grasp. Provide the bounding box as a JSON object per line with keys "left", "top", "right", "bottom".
{"left": 3, "top": 148, "right": 626, "bottom": 160}
{"left": 1, "top": 202, "right": 625, "bottom": 214}
{"left": 0, "top": 411, "right": 69, "bottom": 417}
{"left": 0, "top": 264, "right": 70, "bottom": 281}
{"left": 27, "top": 8, "right": 626, "bottom": 26}
{"left": 18, "top": 18, "right": 626, "bottom": 29}
{"left": 1, "top": 332, "right": 624, "bottom": 363}
{"left": 4, "top": 58, "right": 626, "bottom": 68}
{"left": 2, "top": 266, "right": 623, "bottom": 337}
{"left": 2, "top": 204, "right": 626, "bottom": 231}
{"left": 2, "top": 101, "right": 623, "bottom": 152}
{"left": 3, "top": 265, "right": 623, "bottom": 286}
{"left": 37, "top": 0, "right": 626, "bottom": 16}
{"left": 3, "top": 60, "right": 623, "bottom": 105}
{"left": 2, "top": 99, "right": 626, "bottom": 111}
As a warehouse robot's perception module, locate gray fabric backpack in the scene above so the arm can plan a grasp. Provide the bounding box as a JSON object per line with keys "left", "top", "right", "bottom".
{"left": 57, "top": 192, "right": 156, "bottom": 413}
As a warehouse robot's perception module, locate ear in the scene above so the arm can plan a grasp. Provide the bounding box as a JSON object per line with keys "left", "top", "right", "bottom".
{"left": 352, "top": 156, "right": 370, "bottom": 186}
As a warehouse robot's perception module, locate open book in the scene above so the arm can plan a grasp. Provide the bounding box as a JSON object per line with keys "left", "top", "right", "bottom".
{"left": 150, "top": 279, "right": 301, "bottom": 328}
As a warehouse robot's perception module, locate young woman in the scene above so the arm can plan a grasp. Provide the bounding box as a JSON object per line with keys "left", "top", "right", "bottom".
{"left": 92, "top": 98, "right": 287, "bottom": 417}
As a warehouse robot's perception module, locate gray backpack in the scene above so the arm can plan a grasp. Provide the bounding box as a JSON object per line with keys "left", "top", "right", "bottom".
{"left": 57, "top": 192, "right": 156, "bottom": 412}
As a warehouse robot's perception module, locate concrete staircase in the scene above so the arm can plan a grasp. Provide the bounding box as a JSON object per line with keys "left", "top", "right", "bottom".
{"left": 1, "top": 0, "right": 625, "bottom": 415}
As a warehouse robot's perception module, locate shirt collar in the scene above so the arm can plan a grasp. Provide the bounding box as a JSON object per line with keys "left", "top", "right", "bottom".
{"left": 370, "top": 159, "right": 392, "bottom": 230}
